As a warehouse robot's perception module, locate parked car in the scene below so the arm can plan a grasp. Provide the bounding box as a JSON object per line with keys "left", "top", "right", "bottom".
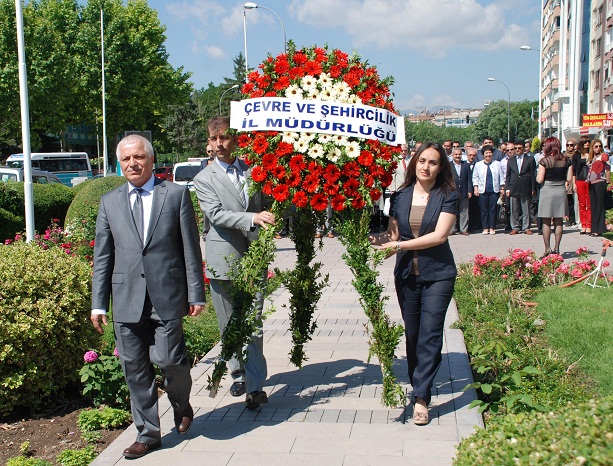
{"left": 0, "top": 166, "right": 62, "bottom": 184}
{"left": 172, "top": 161, "right": 206, "bottom": 190}
{"left": 154, "top": 166, "right": 173, "bottom": 181}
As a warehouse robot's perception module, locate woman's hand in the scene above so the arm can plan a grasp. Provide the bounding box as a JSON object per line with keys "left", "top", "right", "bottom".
{"left": 375, "top": 241, "right": 399, "bottom": 259}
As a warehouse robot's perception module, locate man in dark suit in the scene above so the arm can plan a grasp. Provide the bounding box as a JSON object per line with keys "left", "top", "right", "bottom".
{"left": 505, "top": 142, "right": 536, "bottom": 234}
{"left": 466, "top": 148, "right": 482, "bottom": 231}
{"left": 193, "top": 116, "right": 275, "bottom": 410}
{"left": 450, "top": 148, "right": 472, "bottom": 235}
{"left": 91, "top": 135, "right": 206, "bottom": 459}
{"left": 477, "top": 136, "right": 504, "bottom": 161}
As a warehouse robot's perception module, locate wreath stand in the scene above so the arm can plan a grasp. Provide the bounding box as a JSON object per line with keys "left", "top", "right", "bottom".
{"left": 584, "top": 239, "right": 611, "bottom": 288}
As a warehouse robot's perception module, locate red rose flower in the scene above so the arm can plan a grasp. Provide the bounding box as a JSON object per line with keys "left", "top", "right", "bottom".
{"left": 292, "top": 191, "right": 308, "bottom": 208}
{"left": 351, "top": 195, "right": 365, "bottom": 209}
{"left": 286, "top": 170, "right": 302, "bottom": 187}
{"left": 262, "top": 153, "right": 278, "bottom": 170}
{"left": 272, "top": 164, "right": 287, "bottom": 180}
{"left": 252, "top": 136, "right": 269, "bottom": 155}
{"left": 357, "top": 150, "right": 374, "bottom": 167}
{"left": 310, "top": 193, "right": 328, "bottom": 211}
{"left": 303, "top": 173, "right": 320, "bottom": 193}
{"left": 272, "top": 184, "right": 290, "bottom": 202}
{"left": 289, "top": 155, "right": 307, "bottom": 171}
{"left": 251, "top": 166, "right": 267, "bottom": 183}
{"left": 331, "top": 194, "right": 347, "bottom": 211}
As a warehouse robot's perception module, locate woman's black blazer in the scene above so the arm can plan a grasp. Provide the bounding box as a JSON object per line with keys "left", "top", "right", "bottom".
{"left": 390, "top": 184, "right": 458, "bottom": 281}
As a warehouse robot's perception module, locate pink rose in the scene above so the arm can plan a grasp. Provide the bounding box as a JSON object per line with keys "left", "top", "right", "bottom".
{"left": 113, "top": 348, "right": 120, "bottom": 358}
{"left": 83, "top": 350, "right": 99, "bottom": 363}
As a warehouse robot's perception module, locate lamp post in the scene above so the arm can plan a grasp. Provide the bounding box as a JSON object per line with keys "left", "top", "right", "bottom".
{"left": 244, "top": 3, "right": 287, "bottom": 55}
{"left": 488, "top": 77, "right": 511, "bottom": 142}
{"left": 219, "top": 84, "right": 240, "bottom": 115}
{"left": 520, "top": 45, "right": 542, "bottom": 139}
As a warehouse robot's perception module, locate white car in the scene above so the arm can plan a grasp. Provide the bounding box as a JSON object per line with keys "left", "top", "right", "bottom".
{"left": 172, "top": 161, "right": 206, "bottom": 190}
{"left": 0, "top": 166, "right": 62, "bottom": 184}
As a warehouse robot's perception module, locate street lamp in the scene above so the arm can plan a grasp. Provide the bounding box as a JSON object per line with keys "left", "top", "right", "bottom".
{"left": 520, "top": 45, "right": 542, "bottom": 139}
{"left": 244, "top": 3, "right": 287, "bottom": 55}
{"left": 488, "top": 77, "right": 511, "bottom": 142}
{"left": 219, "top": 84, "right": 240, "bottom": 115}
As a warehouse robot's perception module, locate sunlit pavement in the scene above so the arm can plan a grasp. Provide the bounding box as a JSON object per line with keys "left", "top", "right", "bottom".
{"left": 92, "top": 225, "right": 610, "bottom": 466}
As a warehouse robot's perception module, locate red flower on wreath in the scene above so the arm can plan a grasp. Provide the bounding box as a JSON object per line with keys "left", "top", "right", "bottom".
{"left": 236, "top": 44, "right": 402, "bottom": 212}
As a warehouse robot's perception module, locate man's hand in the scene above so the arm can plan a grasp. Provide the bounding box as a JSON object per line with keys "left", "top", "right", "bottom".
{"left": 505, "top": 190, "right": 510, "bottom": 197}
{"left": 91, "top": 314, "right": 108, "bottom": 334}
{"left": 253, "top": 210, "right": 276, "bottom": 229}
{"left": 188, "top": 304, "right": 205, "bottom": 317}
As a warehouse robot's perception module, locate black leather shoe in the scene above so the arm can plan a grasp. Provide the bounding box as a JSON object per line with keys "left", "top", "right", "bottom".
{"left": 123, "top": 441, "right": 161, "bottom": 458}
{"left": 230, "top": 381, "right": 246, "bottom": 397}
{"left": 245, "top": 390, "right": 268, "bottom": 409}
{"left": 174, "top": 404, "right": 193, "bottom": 434}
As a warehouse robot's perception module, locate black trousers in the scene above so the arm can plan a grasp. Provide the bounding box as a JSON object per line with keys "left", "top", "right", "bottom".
{"left": 395, "top": 274, "right": 455, "bottom": 404}
{"left": 589, "top": 182, "right": 608, "bottom": 234}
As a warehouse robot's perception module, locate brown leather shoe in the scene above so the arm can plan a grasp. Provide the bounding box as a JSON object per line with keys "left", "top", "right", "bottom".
{"left": 314, "top": 233, "right": 323, "bottom": 238}
{"left": 461, "top": 232, "right": 469, "bottom": 236}
{"left": 174, "top": 404, "right": 194, "bottom": 434}
{"left": 245, "top": 390, "right": 268, "bottom": 409}
{"left": 123, "top": 441, "right": 161, "bottom": 458}
{"left": 326, "top": 232, "right": 335, "bottom": 238}
{"left": 509, "top": 230, "right": 518, "bottom": 235}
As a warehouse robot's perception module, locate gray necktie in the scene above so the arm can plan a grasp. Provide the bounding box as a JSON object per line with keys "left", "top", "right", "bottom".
{"left": 132, "top": 188, "right": 144, "bottom": 243}
{"left": 227, "top": 165, "right": 246, "bottom": 208}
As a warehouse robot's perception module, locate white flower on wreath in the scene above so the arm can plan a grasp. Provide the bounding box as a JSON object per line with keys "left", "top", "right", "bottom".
{"left": 318, "top": 133, "right": 332, "bottom": 144}
{"left": 293, "top": 138, "right": 309, "bottom": 153}
{"left": 319, "top": 88, "right": 334, "bottom": 101}
{"left": 306, "top": 88, "right": 321, "bottom": 100}
{"left": 301, "top": 75, "right": 317, "bottom": 91}
{"left": 326, "top": 147, "right": 342, "bottom": 163}
{"left": 346, "top": 94, "right": 363, "bottom": 105}
{"left": 300, "top": 132, "right": 316, "bottom": 143}
{"left": 308, "top": 143, "right": 324, "bottom": 159}
{"left": 317, "top": 72, "right": 333, "bottom": 90}
{"left": 332, "top": 134, "right": 349, "bottom": 146}
{"left": 345, "top": 141, "right": 361, "bottom": 158}
{"left": 333, "top": 81, "right": 352, "bottom": 101}
{"left": 285, "top": 84, "right": 304, "bottom": 99}
{"left": 282, "top": 132, "right": 299, "bottom": 144}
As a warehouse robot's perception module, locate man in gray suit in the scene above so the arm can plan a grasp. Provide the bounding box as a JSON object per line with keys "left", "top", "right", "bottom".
{"left": 91, "top": 135, "right": 205, "bottom": 459}
{"left": 193, "top": 116, "right": 275, "bottom": 409}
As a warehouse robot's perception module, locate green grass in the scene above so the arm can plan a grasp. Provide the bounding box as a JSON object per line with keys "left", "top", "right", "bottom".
{"left": 535, "top": 286, "right": 613, "bottom": 396}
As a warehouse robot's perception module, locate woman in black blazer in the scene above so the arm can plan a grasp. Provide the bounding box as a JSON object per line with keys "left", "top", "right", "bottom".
{"left": 369, "top": 142, "right": 457, "bottom": 425}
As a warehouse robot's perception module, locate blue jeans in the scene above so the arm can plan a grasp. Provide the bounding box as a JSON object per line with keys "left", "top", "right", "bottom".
{"left": 395, "top": 274, "right": 455, "bottom": 404}
{"left": 479, "top": 191, "right": 498, "bottom": 230}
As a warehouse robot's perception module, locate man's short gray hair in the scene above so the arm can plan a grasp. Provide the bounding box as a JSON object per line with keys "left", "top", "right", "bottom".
{"left": 117, "top": 135, "right": 154, "bottom": 159}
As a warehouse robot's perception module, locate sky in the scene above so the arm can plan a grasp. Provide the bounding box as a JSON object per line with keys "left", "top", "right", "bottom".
{"left": 149, "top": 0, "right": 542, "bottom": 114}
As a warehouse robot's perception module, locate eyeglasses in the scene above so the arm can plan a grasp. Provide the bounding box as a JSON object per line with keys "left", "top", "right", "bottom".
{"left": 593, "top": 144, "right": 602, "bottom": 148}
{"left": 515, "top": 147, "right": 523, "bottom": 150}
{"left": 566, "top": 143, "right": 575, "bottom": 146}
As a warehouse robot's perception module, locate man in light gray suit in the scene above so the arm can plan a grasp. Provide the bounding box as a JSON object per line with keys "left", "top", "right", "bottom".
{"left": 193, "top": 116, "right": 275, "bottom": 409}
{"left": 91, "top": 135, "right": 205, "bottom": 459}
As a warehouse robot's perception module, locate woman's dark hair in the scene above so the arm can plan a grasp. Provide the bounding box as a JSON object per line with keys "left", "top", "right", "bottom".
{"left": 543, "top": 137, "right": 563, "bottom": 161}
{"left": 401, "top": 142, "right": 455, "bottom": 193}
{"left": 481, "top": 145, "right": 494, "bottom": 154}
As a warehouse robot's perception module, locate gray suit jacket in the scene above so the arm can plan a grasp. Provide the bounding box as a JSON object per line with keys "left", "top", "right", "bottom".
{"left": 91, "top": 178, "right": 205, "bottom": 323}
{"left": 193, "top": 159, "right": 263, "bottom": 280}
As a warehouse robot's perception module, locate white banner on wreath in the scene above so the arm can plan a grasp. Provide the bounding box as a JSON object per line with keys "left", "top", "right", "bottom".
{"left": 230, "top": 97, "right": 405, "bottom": 146}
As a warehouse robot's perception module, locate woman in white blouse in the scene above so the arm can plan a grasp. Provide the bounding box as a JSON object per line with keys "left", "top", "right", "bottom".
{"left": 472, "top": 145, "right": 505, "bottom": 234}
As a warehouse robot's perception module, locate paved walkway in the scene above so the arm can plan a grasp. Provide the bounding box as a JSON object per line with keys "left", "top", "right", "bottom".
{"left": 92, "top": 225, "right": 610, "bottom": 466}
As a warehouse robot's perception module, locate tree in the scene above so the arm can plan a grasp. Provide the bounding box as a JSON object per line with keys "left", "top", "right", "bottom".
{"left": 75, "top": 0, "right": 192, "bottom": 154}
{"left": 473, "top": 99, "right": 538, "bottom": 144}
{"left": 404, "top": 120, "right": 477, "bottom": 146}
{"left": 163, "top": 93, "right": 207, "bottom": 157}
{"left": 0, "top": 0, "right": 192, "bottom": 157}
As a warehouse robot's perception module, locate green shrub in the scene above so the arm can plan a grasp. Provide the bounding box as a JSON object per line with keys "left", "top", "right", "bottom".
{"left": 79, "top": 351, "right": 130, "bottom": 409}
{"left": 77, "top": 406, "right": 132, "bottom": 432}
{"left": 183, "top": 298, "right": 220, "bottom": 364}
{"left": 0, "top": 242, "right": 98, "bottom": 416}
{"left": 64, "top": 176, "right": 126, "bottom": 241}
{"left": 56, "top": 446, "right": 97, "bottom": 466}
{"left": 454, "top": 397, "right": 613, "bottom": 465}
{"left": 6, "top": 458, "right": 53, "bottom": 466}
{"left": 0, "top": 182, "right": 75, "bottom": 242}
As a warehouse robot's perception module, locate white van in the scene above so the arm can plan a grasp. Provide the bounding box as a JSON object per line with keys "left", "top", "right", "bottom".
{"left": 172, "top": 161, "right": 206, "bottom": 190}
